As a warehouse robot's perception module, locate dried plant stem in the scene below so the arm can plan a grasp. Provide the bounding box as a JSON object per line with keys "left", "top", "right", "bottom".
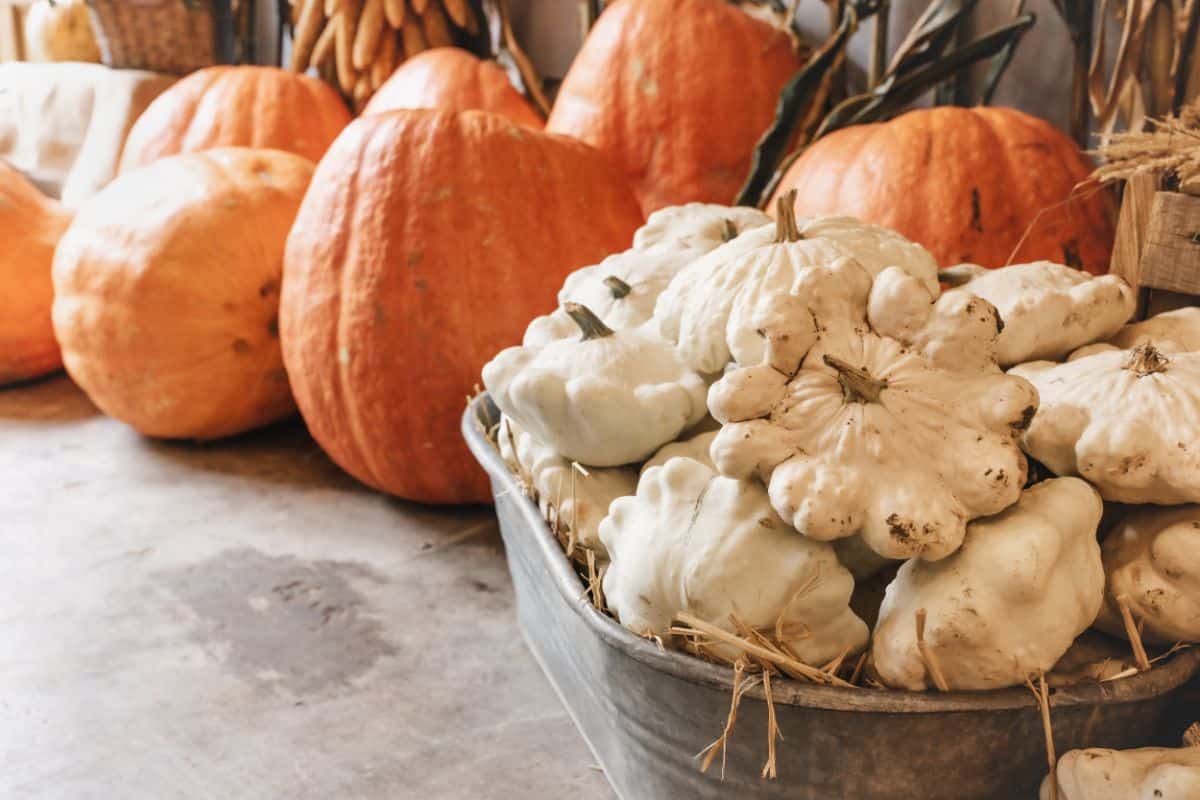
{"left": 849, "top": 651, "right": 869, "bottom": 686}
{"left": 915, "top": 608, "right": 950, "bottom": 692}
{"left": 761, "top": 668, "right": 781, "bottom": 780}
{"left": 1026, "top": 671, "right": 1057, "bottom": 800}
{"left": 697, "top": 660, "right": 759, "bottom": 777}
{"left": 674, "top": 613, "right": 853, "bottom": 687}
{"left": 1116, "top": 593, "right": 1153, "bottom": 671}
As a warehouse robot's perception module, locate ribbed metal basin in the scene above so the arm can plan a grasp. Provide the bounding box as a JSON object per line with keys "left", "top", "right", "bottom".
{"left": 462, "top": 395, "right": 1200, "bottom": 800}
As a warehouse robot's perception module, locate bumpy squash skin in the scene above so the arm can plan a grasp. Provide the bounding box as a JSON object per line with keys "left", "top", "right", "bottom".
{"left": 363, "top": 47, "right": 544, "bottom": 129}
{"left": 0, "top": 161, "right": 72, "bottom": 385}
{"left": 52, "top": 148, "right": 314, "bottom": 439}
{"left": 546, "top": 0, "right": 803, "bottom": 214}
{"left": 772, "top": 106, "right": 1115, "bottom": 274}
{"left": 119, "top": 66, "right": 351, "bottom": 172}
{"left": 280, "top": 109, "right": 644, "bottom": 504}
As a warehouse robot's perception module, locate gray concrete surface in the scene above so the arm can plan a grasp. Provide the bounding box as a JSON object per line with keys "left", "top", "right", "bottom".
{"left": 0, "top": 375, "right": 611, "bottom": 800}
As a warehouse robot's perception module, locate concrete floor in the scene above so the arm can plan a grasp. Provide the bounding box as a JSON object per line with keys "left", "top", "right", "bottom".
{"left": 1, "top": 375, "right": 611, "bottom": 800}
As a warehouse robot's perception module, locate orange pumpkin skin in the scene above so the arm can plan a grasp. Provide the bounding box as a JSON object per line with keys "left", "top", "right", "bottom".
{"left": 52, "top": 148, "right": 314, "bottom": 439}
{"left": 0, "top": 161, "right": 72, "bottom": 385}
{"left": 545, "top": 0, "right": 802, "bottom": 214}
{"left": 772, "top": 106, "right": 1115, "bottom": 274}
{"left": 119, "top": 66, "right": 350, "bottom": 172}
{"left": 281, "top": 109, "right": 644, "bottom": 504}
{"left": 363, "top": 47, "right": 544, "bottom": 129}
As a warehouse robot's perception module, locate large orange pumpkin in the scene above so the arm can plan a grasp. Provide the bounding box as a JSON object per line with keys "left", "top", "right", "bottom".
{"left": 363, "top": 47, "right": 544, "bottom": 129}
{"left": 0, "top": 160, "right": 72, "bottom": 385}
{"left": 52, "top": 147, "right": 314, "bottom": 439}
{"left": 281, "top": 109, "right": 644, "bottom": 504}
{"left": 545, "top": 0, "right": 803, "bottom": 214}
{"left": 772, "top": 106, "right": 1115, "bottom": 273}
{"left": 119, "top": 66, "right": 350, "bottom": 172}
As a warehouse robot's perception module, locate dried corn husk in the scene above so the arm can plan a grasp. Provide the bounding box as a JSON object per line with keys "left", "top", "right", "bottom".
{"left": 352, "top": 0, "right": 386, "bottom": 70}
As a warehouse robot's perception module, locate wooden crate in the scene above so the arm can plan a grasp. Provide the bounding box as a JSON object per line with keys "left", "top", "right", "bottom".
{"left": 1110, "top": 173, "right": 1200, "bottom": 318}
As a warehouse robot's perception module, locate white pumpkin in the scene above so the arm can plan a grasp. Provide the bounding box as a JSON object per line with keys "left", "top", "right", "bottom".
{"left": 1094, "top": 505, "right": 1200, "bottom": 644}
{"left": 483, "top": 303, "right": 708, "bottom": 467}
{"left": 497, "top": 416, "right": 636, "bottom": 557}
{"left": 873, "top": 478, "right": 1105, "bottom": 691}
{"left": 708, "top": 310, "right": 1037, "bottom": 560}
{"left": 939, "top": 261, "right": 1135, "bottom": 366}
{"left": 631, "top": 202, "right": 770, "bottom": 252}
{"left": 640, "top": 429, "right": 716, "bottom": 474}
{"left": 1108, "top": 306, "right": 1200, "bottom": 352}
{"left": 600, "top": 457, "right": 869, "bottom": 665}
{"left": 653, "top": 203, "right": 940, "bottom": 374}
{"left": 1043, "top": 745, "right": 1200, "bottom": 800}
{"left": 1012, "top": 342, "right": 1200, "bottom": 504}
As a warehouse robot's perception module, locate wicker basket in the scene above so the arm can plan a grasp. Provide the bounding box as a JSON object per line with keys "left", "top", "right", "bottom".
{"left": 85, "top": 0, "right": 216, "bottom": 74}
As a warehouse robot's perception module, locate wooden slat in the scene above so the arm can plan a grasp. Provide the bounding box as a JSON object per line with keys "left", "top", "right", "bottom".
{"left": 1139, "top": 191, "right": 1200, "bottom": 295}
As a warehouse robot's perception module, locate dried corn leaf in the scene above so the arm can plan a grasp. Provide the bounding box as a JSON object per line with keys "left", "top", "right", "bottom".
{"left": 401, "top": 16, "right": 428, "bottom": 57}
{"left": 310, "top": 12, "right": 340, "bottom": 70}
{"left": 384, "top": 0, "right": 406, "bottom": 28}
{"left": 440, "top": 0, "right": 472, "bottom": 29}
{"left": 421, "top": 1, "right": 455, "bottom": 48}
{"left": 290, "top": 0, "right": 325, "bottom": 71}
{"left": 353, "top": 0, "right": 386, "bottom": 70}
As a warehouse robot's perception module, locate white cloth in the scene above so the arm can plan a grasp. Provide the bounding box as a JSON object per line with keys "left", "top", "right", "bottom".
{"left": 0, "top": 61, "right": 175, "bottom": 208}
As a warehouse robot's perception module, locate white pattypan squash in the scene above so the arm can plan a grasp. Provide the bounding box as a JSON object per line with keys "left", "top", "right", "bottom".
{"left": 873, "top": 477, "right": 1104, "bottom": 691}
{"left": 497, "top": 416, "right": 637, "bottom": 557}
{"left": 632, "top": 202, "right": 770, "bottom": 252}
{"left": 1043, "top": 746, "right": 1200, "bottom": 800}
{"left": 653, "top": 201, "right": 940, "bottom": 375}
{"left": 1094, "top": 505, "right": 1200, "bottom": 644}
{"left": 640, "top": 430, "right": 716, "bottom": 474}
{"left": 1012, "top": 342, "right": 1200, "bottom": 503}
{"left": 705, "top": 284, "right": 1036, "bottom": 561}
{"left": 1108, "top": 306, "right": 1200, "bottom": 352}
{"left": 600, "top": 457, "right": 869, "bottom": 665}
{"left": 939, "top": 261, "right": 1135, "bottom": 366}
{"left": 483, "top": 303, "right": 708, "bottom": 467}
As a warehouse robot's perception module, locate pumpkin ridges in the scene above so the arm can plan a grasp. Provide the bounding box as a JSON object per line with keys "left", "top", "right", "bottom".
{"left": 547, "top": 0, "right": 802, "bottom": 213}
{"left": 281, "top": 109, "right": 643, "bottom": 503}
{"left": 774, "top": 106, "right": 1114, "bottom": 273}
{"left": 120, "top": 66, "right": 351, "bottom": 172}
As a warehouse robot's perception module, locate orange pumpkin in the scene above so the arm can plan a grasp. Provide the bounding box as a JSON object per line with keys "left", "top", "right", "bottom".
{"left": 545, "top": 0, "right": 802, "bottom": 214}
{"left": 772, "top": 106, "right": 1115, "bottom": 273}
{"left": 363, "top": 47, "right": 544, "bottom": 128}
{"left": 52, "top": 148, "right": 314, "bottom": 439}
{"left": 0, "top": 160, "right": 72, "bottom": 385}
{"left": 119, "top": 66, "right": 350, "bottom": 173}
{"left": 281, "top": 109, "right": 644, "bottom": 504}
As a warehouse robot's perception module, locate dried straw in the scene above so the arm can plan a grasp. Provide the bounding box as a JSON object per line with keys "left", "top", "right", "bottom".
{"left": 1093, "top": 101, "right": 1200, "bottom": 187}
{"left": 697, "top": 659, "right": 760, "bottom": 778}
{"left": 761, "top": 668, "right": 782, "bottom": 780}
{"left": 1026, "top": 671, "right": 1057, "bottom": 800}
{"left": 1116, "top": 593, "right": 1153, "bottom": 672}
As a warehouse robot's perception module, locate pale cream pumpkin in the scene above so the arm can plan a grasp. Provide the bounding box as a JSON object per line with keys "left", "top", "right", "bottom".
{"left": 497, "top": 416, "right": 637, "bottom": 557}
{"left": 940, "top": 261, "right": 1135, "bottom": 366}
{"left": 873, "top": 478, "right": 1105, "bottom": 691}
{"left": 1013, "top": 343, "right": 1200, "bottom": 504}
{"left": 1043, "top": 746, "right": 1200, "bottom": 800}
{"left": 1094, "top": 505, "right": 1200, "bottom": 644}
{"left": 600, "top": 457, "right": 869, "bottom": 665}
{"left": 484, "top": 303, "right": 708, "bottom": 467}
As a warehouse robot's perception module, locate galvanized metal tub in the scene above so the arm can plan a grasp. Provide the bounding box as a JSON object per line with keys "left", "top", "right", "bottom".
{"left": 462, "top": 395, "right": 1200, "bottom": 800}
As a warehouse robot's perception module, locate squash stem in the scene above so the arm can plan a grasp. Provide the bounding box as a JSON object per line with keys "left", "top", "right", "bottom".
{"left": 774, "top": 189, "right": 804, "bottom": 243}
{"left": 720, "top": 218, "right": 738, "bottom": 242}
{"left": 823, "top": 354, "right": 888, "bottom": 403}
{"left": 603, "top": 276, "right": 632, "bottom": 299}
{"left": 563, "top": 302, "right": 614, "bottom": 341}
{"left": 1122, "top": 342, "right": 1169, "bottom": 377}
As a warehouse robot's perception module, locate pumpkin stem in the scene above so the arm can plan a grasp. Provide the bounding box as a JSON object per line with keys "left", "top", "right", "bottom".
{"left": 774, "top": 189, "right": 803, "bottom": 243}
{"left": 603, "top": 275, "right": 632, "bottom": 299}
{"left": 824, "top": 354, "right": 888, "bottom": 404}
{"left": 564, "top": 302, "right": 614, "bottom": 341}
{"left": 1123, "top": 342, "right": 1170, "bottom": 377}
{"left": 721, "top": 218, "right": 739, "bottom": 242}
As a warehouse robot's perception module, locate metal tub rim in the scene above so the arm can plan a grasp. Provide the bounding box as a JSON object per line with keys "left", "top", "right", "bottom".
{"left": 462, "top": 394, "right": 1200, "bottom": 716}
